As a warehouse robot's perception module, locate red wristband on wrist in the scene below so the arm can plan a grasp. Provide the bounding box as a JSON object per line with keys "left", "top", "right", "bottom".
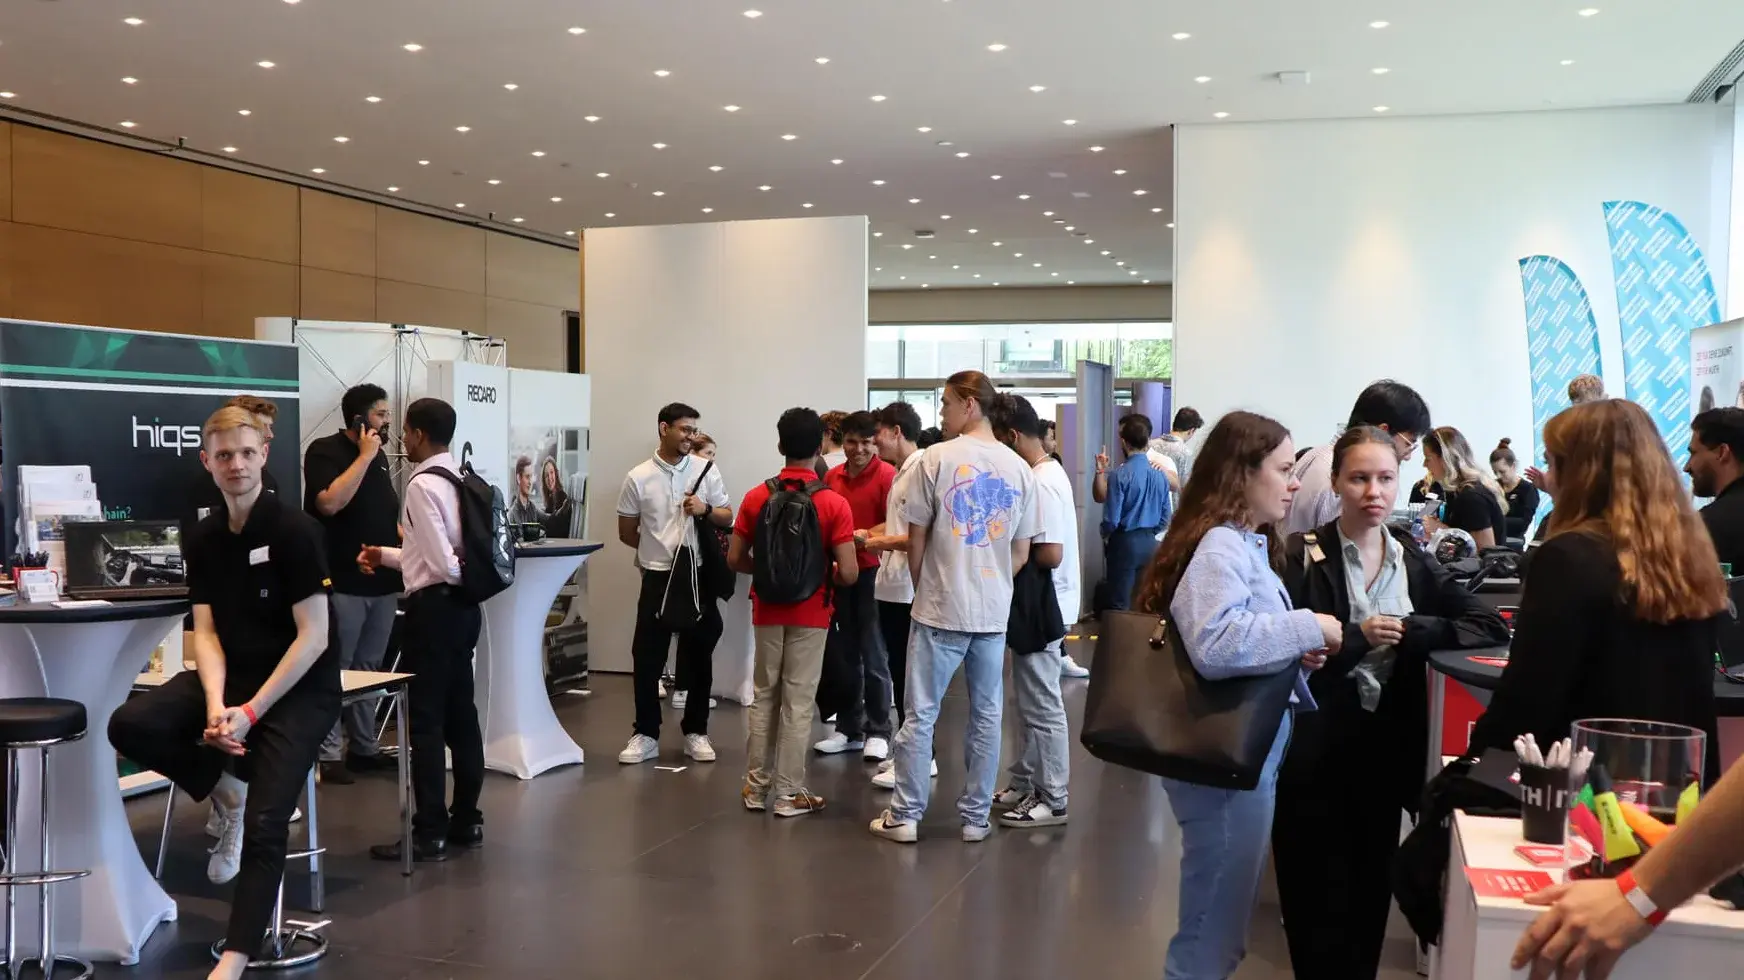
{"left": 242, "top": 704, "right": 258, "bottom": 726}
{"left": 1617, "top": 869, "right": 1668, "bottom": 926}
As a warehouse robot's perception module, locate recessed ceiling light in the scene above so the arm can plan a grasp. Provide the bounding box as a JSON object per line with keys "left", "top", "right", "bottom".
{"left": 311, "top": 167, "right": 326, "bottom": 174}
{"left": 653, "top": 142, "right": 667, "bottom": 149}
{"left": 968, "top": 228, "right": 978, "bottom": 234}
{"left": 566, "top": 230, "right": 578, "bottom": 236}
{"left": 1089, "top": 145, "right": 1105, "bottom": 152}
{"left": 1084, "top": 239, "right": 1093, "bottom": 244}
{"left": 455, "top": 202, "right": 465, "bottom": 208}
{"left": 550, "top": 196, "right": 563, "bottom": 202}
{"left": 992, "top": 241, "right": 1003, "bottom": 246}
{"left": 334, "top": 135, "right": 350, "bottom": 143}
{"left": 702, "top": 207, "right": 714, "bottom": 213}
{"left": 0, "top": 92, "right": 14, "bottom": 99}
{"left": 831, "top": 158, "right": 844, "bottom": 165}
{"left": 595, "top": 172, "right": 610, "bottom": 178}
{"left": 1017, "top": 194, "right": 1031, "bottom": 200}
{"left": 955, "top": 151, "right": 970, "bottom": 158}
{"left": 1050, "top": 272, "right": 1060, "bottom": 277}
{"left": 1034, "top": 262, "right": 1044, "bottom": 268}
{"left": 990, "top": 175, "right": 1002, "bottom": 180}
{"left": 238, "top": 109, "right": 252, "bottom": 116}
{"left": 1065, "top": 225, "right": 1074, "bottom": 231}
{"left": 584, "top": 115, "right": 600, "bottom": 122}
{"left": 724, "top": 105, "right": 741, "bottom": 112}
{"left": 917, "top": 126, "right": 932, "bottom": 133}
{"left": 124, "top": 17, "right": 144, "bottom": 26}
{"left": 952, "top": 265, "right": 960, "bottom": 270}
{"left": 1172, "top": 32, "right": 1191, "bottom": 40}
{"left": 1369, "top": 20, "right": 1388, "bottom": 29}
{"left": 901, "top": 244, "right": 913, "bottom": 250}
{"left": 1113, "top": 169, "right": 1127, "bottom": 175}
{"left": 1116, "top": 261, "right": 1126, "bottom": 267}
{"left": 1578, "top": 7, "right": 1599, "bottom": 16}
{"left": 222, "top": 146, "right": 238, "bottom": 153}
{"left": 759, "top": 184, "right": 772, "bottom": 191}
{"left": 568, "top": 27, "right": 586, "bottom": 35}
{"left": 403, "top": 43, "right": 423, "bottom": 51}
{"left": 781, "top": 134, "right": 797, "bottom": 140}
{"left": 987, "top": 43, "right": 1008, "bottom": 52}
{"left": 1100, "top": 250, "right": 1112, "bottom": 256}
{"left": 455, "top": 125, "right": 471, "bottom": 132}
{"left": 802, "top": 203, "right": 814, "bottom": 208}
{"left": 512, "top": 217, "right": 524, "bottom": 223}
{"left": 1151, "top": 207, "right": 1163, "bottom": 213}
{"left": 815, "top": 57, "right": 830, "bottom": 64}
{"left": 652, "top": 191, "right": 665, "bottom": 196}
{"left": 743, "top": 9, "right": 763, "bottom": 18}
{"left": 257, "top": 61, "right": 275, "bottom": 69}
{"left": 487, "top": 178, "right": 500, "bottom": 185}
{"left": 504, "top": 83, "right": 519, "bottom": 91}
{"left": 1063, "top": 119, "right": 1078, "bottom": 126}
{"left": 418, "top": 159, "right": 430, "bottom": 165}
{"left": 1195, "top": 75, "right": 1212, "bottom": 83}
{"left": 1373, "top": 105, "right": 1390, "bottom": 113}
{"left": 1214, "top": 111, "right": 1229, "bottom": 119}
{"left": 366, "top": 95, "right": 382, "bottom": 103}
{"left": 1043, "top": 211, "right": 1055, "bottom": 216}
{"left": 1029, "top": 85, "right": 1047, "bottom": 93}
{"left": 873, "top": 232, "right": 883, "bottom": 237}
{"left": 122, "top": 77, "right": 138, "bottom": 85}
{"left": 1372, "top": 67, "right": 1390, "bottom": 75}
{"left": 908, "top": 198, "right": 921, "bottom": 204}
{"left": 1014, "top": 252, "right": 1024, "bottom": 257}
{"left": 1133, "top": 189, "right": 1149, "bottom": 195}
{"left": 118, "top": 120, "right": 137, "bottom": 128}
{"left": 531, "top": 150, "right": 546, "bottom": 157}
{"left": 1142, "top": 279, "right": 1151, "bottom": 284}
{"left": 973, "top": 274, "right": 982, "bottom": 279}
{"left": 386, "top": 185, "right": 398, "bottom": 191}
{"left": 870, "top": 94, "right": 887, "bottom": 102}
{"left": 654, "top": 69, "right": 671, "bottom": 77}
{"left": 1560, "top": 59, "right": 1575, "bottom": 66}
{"left": 940, "top": 214, "right": 952, "bottom": 220}
{"left": 871, "top": 179, "right": 886, "bottom": 185}
{"left": 605, "top": 213, "right": 615, "bottom": 218}
{"left": 709, "top": 165, "right": 724, "bottom": 171}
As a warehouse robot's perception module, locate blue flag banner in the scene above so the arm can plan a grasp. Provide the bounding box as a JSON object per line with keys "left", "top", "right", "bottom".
{"left": 1518, "top": 255, "right": 1601, "bottom": 468}
{"left": 1604, "top": 200, "right": 1721, "bottom": 465}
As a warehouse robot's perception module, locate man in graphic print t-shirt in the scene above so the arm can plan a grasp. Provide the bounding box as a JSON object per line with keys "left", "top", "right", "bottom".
{"left": 871, "top": 370, "right": 1041, "bottom": 845}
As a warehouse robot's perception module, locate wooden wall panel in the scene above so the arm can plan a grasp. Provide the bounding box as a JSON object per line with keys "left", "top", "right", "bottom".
{"left": 203, "top": 168, "right": 297, "bottom": 264}
{"left": 300, "top": 189, "right": 376, "bottom": 276}
{"left": 486, "top": 231, "right": 578, "bottom": 308}
{"left": 11, "top": 128, "right": 202, "bottom": 248}
{"left": 0, "top": 222, "right": 14, "bottom": 315}
{"left": 377, "top": 207, "right": 485, "bottom": 293}
{"left": 4, "top": 222, "right": 203, "bottom": 334}
{"left": 301, "top": 268, "right": 375, "bottom": 322}
{"left": 203, "top": 254, "right": 296, "bottom": 338}
{"left": 377, "top": 278, "right": 485, "bottom": 333}
{"left": 0, "top": 123, "right": 12, "bottom": 222}
{"left": 486, "top": 296, "right": 564, "bottom": 370}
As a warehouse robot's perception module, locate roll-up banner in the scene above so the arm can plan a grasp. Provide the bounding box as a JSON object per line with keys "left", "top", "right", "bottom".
{"left": 0, "top": 319, "right": 300, "bottom": 558}
{"left": 428, "top": 359, "right": 510, "bottom": 500}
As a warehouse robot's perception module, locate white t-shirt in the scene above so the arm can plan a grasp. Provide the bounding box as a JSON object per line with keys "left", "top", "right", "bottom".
{"left": 1032, "top": 457, "right": 1081, "bottom": 627}
{"left": 874, "top": 449, "right": 925, "bottom": 605}
{"left": 905, "top": 435, "right": 1042, "bottom": 634}
{"left": 822, "top": 450, "right": 847, "bottom": 471}
{"left": 1283, "top": 441, "right": 1338, "bottom": 535}
{"left": 616, "top": 454, "right": 729, "bottom": 571}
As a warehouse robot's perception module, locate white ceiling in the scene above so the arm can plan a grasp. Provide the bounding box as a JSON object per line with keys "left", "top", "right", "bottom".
{"left": 0, "top": 0, "right": 1739, "bottom": 290}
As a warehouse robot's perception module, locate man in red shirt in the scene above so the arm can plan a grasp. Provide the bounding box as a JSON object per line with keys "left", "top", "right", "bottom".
{"left": 813, "top": 411, "right": 899, "bottom": 761}
{"left": 728, "top": 408, "right": 860, "bottom": 818}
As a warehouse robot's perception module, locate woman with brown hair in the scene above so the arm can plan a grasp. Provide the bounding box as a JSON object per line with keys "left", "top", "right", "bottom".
{"left": 1490, "top": 437, "right": 1540, "bottom": 539}
{"left": 1465, "top": 399, "right": 1727, "bottom": 774}
{"left": 1133, "top": 410, "right": 1341, "bottom": 980}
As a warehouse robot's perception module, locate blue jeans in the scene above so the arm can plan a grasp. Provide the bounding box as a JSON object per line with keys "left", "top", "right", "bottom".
{"left": 1006, "top": 639, "right": 1069, "bottom": 810}
{"left": 1105, "top": 527, "right": 1161, "bottom": 610}
{"left": 1159, "top": 712, "right": 1293, "bottom": 980}
{"left": 890, "top": 624, "right": 1005, "bottom": 828}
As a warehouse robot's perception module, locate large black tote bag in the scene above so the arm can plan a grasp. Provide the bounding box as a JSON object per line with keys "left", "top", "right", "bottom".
{"left": 1080, "top": 610, "right": 1299, "bottom": 790}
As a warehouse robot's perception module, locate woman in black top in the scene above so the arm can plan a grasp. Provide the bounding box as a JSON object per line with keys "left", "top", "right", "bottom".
{"left": 1420, "top": 425, "right": 1507, "bottom": 549}
{"left": 1489, "top": 437, "right": 1540, "bottom": 539}
{"left": 1465, "top": 400, "right": 1727, "bottom": 779}
{"left": 1277, "top": 427, "right": 1508, "bottom": 980}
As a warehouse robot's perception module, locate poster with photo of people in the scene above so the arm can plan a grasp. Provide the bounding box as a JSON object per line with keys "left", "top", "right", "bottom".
{"left": 508, "top": 426, "right": 587, "bottom": 541}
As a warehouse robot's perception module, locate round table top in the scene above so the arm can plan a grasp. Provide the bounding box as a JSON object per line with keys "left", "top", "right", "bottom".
{"left": 1428, "top": 648, "right": 1744, "bottom": 716}
{"left": 514, "top": 539, "right": 602, "bottom": 559}
{"left": 0, "top": 597, "right": 190, "bottom": 625}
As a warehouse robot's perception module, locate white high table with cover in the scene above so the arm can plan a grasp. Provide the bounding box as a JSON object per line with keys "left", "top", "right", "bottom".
{"left": 475, "top": 540, "right": 601, "bottom": 778}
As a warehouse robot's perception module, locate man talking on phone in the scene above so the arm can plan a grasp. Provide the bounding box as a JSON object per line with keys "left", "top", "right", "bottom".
{"left": 303, "top": 384, "right": 402, "bottom": 783}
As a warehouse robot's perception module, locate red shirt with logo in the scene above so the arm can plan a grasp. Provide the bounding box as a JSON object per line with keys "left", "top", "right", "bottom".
{"left": 825, "top": 456, "right": 894, "bottom": 570}
{"left": 733, "top": 467, "right": 856, "bottom": 628}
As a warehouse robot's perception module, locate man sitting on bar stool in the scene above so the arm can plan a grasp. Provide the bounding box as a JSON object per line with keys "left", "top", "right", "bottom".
{"left": 110, "top": 405, "right": 340, "bottom": 980}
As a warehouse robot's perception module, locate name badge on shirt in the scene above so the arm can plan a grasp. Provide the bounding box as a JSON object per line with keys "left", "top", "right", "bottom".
{"left": 249, "top": 546, "right": 271, "bottom": 565}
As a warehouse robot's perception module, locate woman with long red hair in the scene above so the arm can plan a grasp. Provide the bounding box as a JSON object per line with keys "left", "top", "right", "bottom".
{"left": 1465, "top": 399, "right": 1727, "bottom": 773}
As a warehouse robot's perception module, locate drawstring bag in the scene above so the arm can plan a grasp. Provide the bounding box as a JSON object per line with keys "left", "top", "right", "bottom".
{"left": 657, "top": 460, "right": 715, "bottom": 629}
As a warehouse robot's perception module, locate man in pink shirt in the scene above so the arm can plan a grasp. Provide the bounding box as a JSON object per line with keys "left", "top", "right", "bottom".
{"left": 357, "top": 398, "right": 484, "bottom": 864}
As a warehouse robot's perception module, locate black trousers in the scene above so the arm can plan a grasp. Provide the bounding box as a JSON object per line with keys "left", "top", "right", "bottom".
{"left": 108, "top": 672, "right": 336, "bottom": 953}
{"left": 403, "top": 585, "right": 485, "bottom": 840}
{"left": 1272, "top": 774, "right": 1404, "bottom": 980}
{"left": 876, "top": 599, "right": 912, "bottom": 725}
{"left": 630, "top": 570, "right": 720, "bottom": 738}
{"left": 815, "top": 576, "right": 891, "bottom": 741}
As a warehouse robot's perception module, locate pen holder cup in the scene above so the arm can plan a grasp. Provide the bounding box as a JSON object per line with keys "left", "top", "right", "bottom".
{"left": 1518, "top": 765, "right": 1569, "bottom": 845}
{"left": 1566, "top": 718, "right": 1707, "bottom": 879}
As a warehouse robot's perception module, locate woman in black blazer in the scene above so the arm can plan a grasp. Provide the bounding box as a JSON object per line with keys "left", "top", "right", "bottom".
{"left": 1278, "top": 426, "right": 1509, "bottom": 980}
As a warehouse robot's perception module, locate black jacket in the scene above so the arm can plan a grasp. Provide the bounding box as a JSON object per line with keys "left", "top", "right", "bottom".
{"left": 1283, "top": 522, "right": 1509, "bottom": 811}
{"left": 1008, "top": 562, "right": 1066, "bottom": 654}
{"left": 1700, "top": 477, "right": 1744, "bottom": 572}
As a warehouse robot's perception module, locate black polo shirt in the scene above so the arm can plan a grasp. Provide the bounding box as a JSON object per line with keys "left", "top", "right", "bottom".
{"left": 186, "top": 491, "right": 341, "bottom": 705}
{"left": 302, "top": 431, "right": 403, "bottom": 596}
{"left": 1701, "top": 478, "right": 1744, "bottom": 571}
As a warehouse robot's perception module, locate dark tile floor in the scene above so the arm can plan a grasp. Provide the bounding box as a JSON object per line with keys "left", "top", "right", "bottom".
{"left": 107, "top": 646, "right": 1422, "bottom": 979}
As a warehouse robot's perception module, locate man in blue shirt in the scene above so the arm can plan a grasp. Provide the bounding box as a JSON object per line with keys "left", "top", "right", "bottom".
{"left": 1094, "top": 415, "right": 1174, "bottom": 609}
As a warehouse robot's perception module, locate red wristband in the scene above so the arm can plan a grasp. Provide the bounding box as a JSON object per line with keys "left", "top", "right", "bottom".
{"left": 1617, "top": 869, "right": 1667, "bottom": 926}
{"left": 242, "top": 704, "right": 258, "bottom": 726}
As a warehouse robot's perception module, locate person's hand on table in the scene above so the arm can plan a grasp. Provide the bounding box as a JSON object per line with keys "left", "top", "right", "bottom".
{"left": 1511, "top": 880, "right": 1653, "bottom": 980}
{"left": 357, "top": 545, "right": 385, "bottom": 575}
{"left": 204, "top": 705, "right": 252, "bottom": 756}
{"left": 1361, "top": 615, "right": 1405, "bottom": 647}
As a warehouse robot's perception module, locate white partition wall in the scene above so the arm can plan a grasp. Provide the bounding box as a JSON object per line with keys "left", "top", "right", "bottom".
{"left": 584, "top": 217, "right": 869, "bottom": 697}
{"left": 1172, "top": 105, "right": 1732, "bottom": 466}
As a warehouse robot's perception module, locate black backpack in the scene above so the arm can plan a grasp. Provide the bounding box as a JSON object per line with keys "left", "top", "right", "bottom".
{"left": 752, "top": 477, "right": 828, "bottom": 605}
{"left": 412, "top": 464, "right": 516, "bottom": 604}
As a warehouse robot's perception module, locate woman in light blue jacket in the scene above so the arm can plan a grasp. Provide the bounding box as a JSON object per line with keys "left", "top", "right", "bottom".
{"left": 1134, "top": 411, "right": 1343, "bottom": 980}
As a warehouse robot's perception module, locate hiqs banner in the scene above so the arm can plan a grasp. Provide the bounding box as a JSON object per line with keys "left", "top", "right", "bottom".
{"left": 0, "top": 320, "right": 300, "bottom": 556}
{"left": 1518, "top": 256, "right": 1602, "bottom": 468}
{"left": 1604, "top": 201, "right": 1723, "bottom": 463}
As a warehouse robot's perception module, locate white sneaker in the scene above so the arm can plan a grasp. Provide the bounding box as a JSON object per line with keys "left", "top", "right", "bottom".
{"left": 207, "top": 811, "right": 244, "bottom": 884}
{"left": 618, "top": 734, "right": 659, "bottom": 764}
{"left": 868, "top": 809, "right": 918, "bottom": 843}
{"left": 205, "top": 800, "right": 299, "bottom": 837}
{"left": 862, "top": 737, "right": 890, "bottom": 762}
{"left": 671, "top": 690, "right": 688, "bottom": 710}
{"left": 1060, "top": 654, "right": 1091, "bottom": 678}
{"left": 962, "top": 822, "right": 993, "bottom": 843}
{"left": 1000, "top": 795, "right": 1069, "bottom": 828}
{"left": 870, "top": 757, "right": 938, "bottom": 789}
{"left": 993, "top": 786, "right": 1030, "bottom": 810}
{"left": 813, "top": 731, "right": 865, "bottom": 755}
{"left": 657, "top": 680, "right": 668, "bottom": 698}
{"left": 683, "top": 734, "right": 716, "bottom": 763}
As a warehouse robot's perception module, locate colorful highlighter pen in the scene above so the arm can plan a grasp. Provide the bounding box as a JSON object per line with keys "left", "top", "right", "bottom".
{"left": 1577, "top": 783, "right": 1597, "bottom": 814}
{"left": 1588, "top": 765, "right": 1643, "bottom": 863}
{"left": 1568, "top": 803, "right": 1605, "bottom": 851}
{"left": 1617, "top": 801, "right": 1671, "bottom": 848}
{"left": 1676, "top": 780, "right": 1701, "bottom": 824}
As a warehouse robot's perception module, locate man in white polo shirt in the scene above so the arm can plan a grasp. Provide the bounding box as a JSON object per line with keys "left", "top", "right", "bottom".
{"left": 616, "top": 402, "right": 731, "bottom": 766}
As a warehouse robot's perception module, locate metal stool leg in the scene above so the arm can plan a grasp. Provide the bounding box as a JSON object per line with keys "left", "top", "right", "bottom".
{"left": 303, "top": 768, "right": 322, "bottom": 913}
{"left": 5, "top": 746, "right": 19, "bottom": 979}
{"left": 20, "top": 744, "right": 92, "bottom": 980}
{"left": 153, "top": 787, "right": 177, "bottom": 880}
{"left": 209, "top": 851, "right": 328, "bottom": 969}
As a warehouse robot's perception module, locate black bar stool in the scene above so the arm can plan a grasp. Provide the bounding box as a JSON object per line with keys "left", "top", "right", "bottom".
{"left": 0, "top": 698, "right": 92, "bottom": 980}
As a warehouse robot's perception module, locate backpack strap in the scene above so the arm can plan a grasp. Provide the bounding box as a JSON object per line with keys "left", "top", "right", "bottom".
{"left": 404, "top": 467, "right": 463, "bottom": 529}
{"left": 1303, "top": 530, "right": 1326, "bottom": 564}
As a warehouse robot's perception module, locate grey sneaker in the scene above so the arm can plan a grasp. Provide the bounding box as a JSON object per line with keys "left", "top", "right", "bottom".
{"left": 999, "top": 795, "right": 1069, "bottom": 828}
{"left": 962, "top": 822, "right": 993, "bottom": 843}
{"left": 993, "top": 786, "right": 1030, "bottom": 809}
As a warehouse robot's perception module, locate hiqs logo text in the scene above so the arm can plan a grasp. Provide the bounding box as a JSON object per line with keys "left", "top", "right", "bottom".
{"left": 132, "top": 416, "right": 203, "bottom": 455}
